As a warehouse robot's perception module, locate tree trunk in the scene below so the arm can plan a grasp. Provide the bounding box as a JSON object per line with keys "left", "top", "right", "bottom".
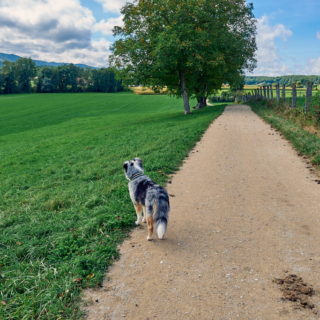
{"left": 276, "top": 84, "right": 280, "bottom": 102}
{"left": 202, "top": 96, "right": 207, "bottom": 107}
{"left": 304, "top": 81, "right": 312, "bottom": 112}
{"left": 195, "top": 98, "right": 201, "bottom": 110}
{"left": 203, "top": 85, "right": 208, "bottom": 107}
{"left": 179, "top": 70, "right": 191, "bottom": 114}
{"left": 292, "top": 83, "right": 297, "bottom": 108}
{"left": 195, "top": 84, "right": 208, "bottom": 110}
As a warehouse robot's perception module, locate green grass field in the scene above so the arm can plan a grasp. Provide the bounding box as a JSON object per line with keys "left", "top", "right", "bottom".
{"left": 0, "top": 92, "right": 226, "bottom": 319}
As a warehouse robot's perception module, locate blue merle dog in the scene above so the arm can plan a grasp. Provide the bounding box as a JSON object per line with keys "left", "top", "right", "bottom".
{"left": 123, "top": 158, "right": 170, "bottom": 240}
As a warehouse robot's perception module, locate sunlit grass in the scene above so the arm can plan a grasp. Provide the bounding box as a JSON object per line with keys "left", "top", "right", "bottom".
{"left": 130, "top": 87, "right": 167, "bottom": 95}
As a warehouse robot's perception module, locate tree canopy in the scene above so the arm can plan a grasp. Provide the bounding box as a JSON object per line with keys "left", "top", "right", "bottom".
{"left": 110, "top": 0, "right": 257, "bottom": 113}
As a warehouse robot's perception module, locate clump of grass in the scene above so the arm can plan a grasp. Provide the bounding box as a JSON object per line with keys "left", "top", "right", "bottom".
{"left": 0, "top": 92, "right": 226, "bottom": 319}
{"left": 256, "top": 98, "right": 320, "bottom": 130}
{"left": 249, "top": 100, "right": 320, "bottom": 166}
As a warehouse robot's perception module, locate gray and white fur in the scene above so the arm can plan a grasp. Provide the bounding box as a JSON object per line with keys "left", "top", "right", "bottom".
{"left": 123, "top": 158, "right": 170, "bottom": 240}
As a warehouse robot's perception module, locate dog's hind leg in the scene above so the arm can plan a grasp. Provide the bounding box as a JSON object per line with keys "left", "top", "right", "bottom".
{"left": 146, "top": 217, "right": 154, "bottom": 241}
{"left": 134, "top": 204, "right": 143, "bottom": 225}
{"left": 142, "top": 206, "right": 147, "bottom": 223}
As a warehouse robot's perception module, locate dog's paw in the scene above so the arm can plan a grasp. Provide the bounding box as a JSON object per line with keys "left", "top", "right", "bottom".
{"left": 147, "top": 236, "right": 153, "bottom": 241}
{"left": 142, "top": 218, "right": 146, "bottom": 223}
{"left": 135, "top": 221, "right": 140, "bottom": 225}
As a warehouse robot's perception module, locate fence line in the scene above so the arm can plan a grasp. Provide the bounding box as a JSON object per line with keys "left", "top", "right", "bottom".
{"left": 241, "top": 82, "right": 315, "bottom": 111}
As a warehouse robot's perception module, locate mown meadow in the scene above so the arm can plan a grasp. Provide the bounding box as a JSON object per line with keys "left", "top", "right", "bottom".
{"left": 0, "top": 92, "right": 226, "bottom": 319}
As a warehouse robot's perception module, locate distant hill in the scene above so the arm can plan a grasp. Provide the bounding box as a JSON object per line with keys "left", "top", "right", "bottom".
{"left": 0, "top": 52, "right": 97, "bottom": 69}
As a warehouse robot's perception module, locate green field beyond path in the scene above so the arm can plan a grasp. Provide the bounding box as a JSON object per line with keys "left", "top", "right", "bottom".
{"left": 0, "top": 92, "right": 225, "bottom": 319}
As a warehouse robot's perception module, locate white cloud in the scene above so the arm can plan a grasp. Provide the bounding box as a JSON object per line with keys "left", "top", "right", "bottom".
{"left": 252, "top": 15, "right": 293, "bottom": 76}
{"left": 32, "top": 38, "right": 112, "bottom": 68}
{"left": 93, "top": 0, "right": 131, "bottom": 13}
{"left": 300, "top": 57, "right": 320, "bottom": 74}
{"left": 93, "top": 16, "right": 124, "bottom": 35}
{"left": 0, "top": 0, "right": 112, "bottom": 67}
{"left": 317, "top": 31, "right": 320, "bottom": 40}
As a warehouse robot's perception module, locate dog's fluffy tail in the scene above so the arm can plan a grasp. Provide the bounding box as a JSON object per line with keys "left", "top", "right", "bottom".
{"left": 154, "top": 196, "right": 170, "bottom": 240}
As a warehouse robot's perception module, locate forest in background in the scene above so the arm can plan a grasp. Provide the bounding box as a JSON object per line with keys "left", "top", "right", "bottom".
{"left": 245, "top": 75, "right": 320, "bottom": 86}
{"left": 0, "top": 57, "right": 124, "bottom": 94}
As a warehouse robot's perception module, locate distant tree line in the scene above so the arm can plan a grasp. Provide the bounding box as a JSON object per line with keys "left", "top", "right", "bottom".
{"left": 245, "top": 75, "right": 320, "bottom": 87}
{"left": 0, "top": 57, "right": 125, "bottom": 94}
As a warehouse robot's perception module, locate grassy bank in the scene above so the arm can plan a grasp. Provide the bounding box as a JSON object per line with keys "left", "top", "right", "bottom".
{"left": 249, "top": 100, "right": 320, "bottom": 166}
{"left": 0, "top": 92, "right": 226, "bottom": 319}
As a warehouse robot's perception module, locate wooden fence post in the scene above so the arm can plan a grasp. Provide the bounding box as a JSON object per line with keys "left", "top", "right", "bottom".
{"left": 276, "top": 84, "right": 280, "bottom": 102}
{"left": 267, "top": 85, "right": 270, "bottom": 100}
{"left": 263, "top": 86, "right": 266, "bottom": 99}
{"left": 292, "top": 83, "right": 297, "bottom": 108}
{"left": 271, "top": 86, "right": 274, "bottom": 99}
{"left": 304, "top": 81, "right": 313, "bottom": 112}
{"left": 260, "top": 87, "right": 263, "bottom": 99}
{"left": 282, "top": 84, "right": 286, "bottom": 101}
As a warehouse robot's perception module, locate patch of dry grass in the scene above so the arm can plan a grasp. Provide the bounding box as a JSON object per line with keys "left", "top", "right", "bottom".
{"left": 131, "top": 87, "right": 167, "bottom": 95}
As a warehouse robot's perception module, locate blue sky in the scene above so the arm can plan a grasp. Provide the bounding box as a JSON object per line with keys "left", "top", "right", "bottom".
{"left": 0, "top": 0, "right": 319, "bottom": 75}
{"left": 251, "top": 0, "right": 320, "bottom": 75}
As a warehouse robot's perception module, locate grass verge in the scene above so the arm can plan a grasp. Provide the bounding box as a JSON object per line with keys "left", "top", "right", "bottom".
{"left": 0, "top": 92, "right": 226, "bottom": 319}
{"left": 249, "top": 100, "right": 320, "bottom": 167}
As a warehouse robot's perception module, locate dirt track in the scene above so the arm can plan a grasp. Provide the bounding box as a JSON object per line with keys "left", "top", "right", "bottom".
{"left": 84, "top": 105, "right": 320, "bottom": 319}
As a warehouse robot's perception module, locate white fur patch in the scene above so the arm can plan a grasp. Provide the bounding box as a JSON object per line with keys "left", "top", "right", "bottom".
{"left": 157, "top": 223, "right": 166, "bottom": 239}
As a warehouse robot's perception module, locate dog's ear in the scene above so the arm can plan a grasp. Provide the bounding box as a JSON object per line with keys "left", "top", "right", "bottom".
{"left": 123, "top": 162, "right": 128, "bottom": 171}
{"left": 133, "top": 158, "right": 143, "bottom": 167}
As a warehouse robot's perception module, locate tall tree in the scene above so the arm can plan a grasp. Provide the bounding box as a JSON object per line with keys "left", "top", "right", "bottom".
{"left": 110, "top": 0, "right": 257, "bottom": 114}
{"left": 2, "top": 61, "right": 17, "bottom": 94}
{"left": 51, "top": 65, "right": 70, "bottom": 92}
{"left": 68, "top": 64, "right": 82, "bottom": 92}
{"left": 14, "top": 58, "right": 36, "bottom": 93}
{"left": 0, "top": 71, "right": 4, "bottom": 94}
{"left": 37, "top": 66, "right": 54, "bottom": 93}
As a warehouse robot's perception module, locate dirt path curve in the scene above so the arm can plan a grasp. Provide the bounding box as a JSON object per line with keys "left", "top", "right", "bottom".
{"left": 84, "top": 105, "right": 320, "bottom": 320}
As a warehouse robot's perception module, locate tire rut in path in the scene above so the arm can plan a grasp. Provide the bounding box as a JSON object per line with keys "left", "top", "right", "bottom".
{"left": 84, "top": 105, "right": 320, "bottom": 319}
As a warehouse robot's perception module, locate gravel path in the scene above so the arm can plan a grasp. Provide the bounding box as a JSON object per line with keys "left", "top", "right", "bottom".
{"left": 84, "top": 105, "right": 320, "bottom": 319}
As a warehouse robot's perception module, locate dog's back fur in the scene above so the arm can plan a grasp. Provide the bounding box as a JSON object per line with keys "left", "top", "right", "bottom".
{"left": 123, "top": 158, "right": 170, "bottom": 240}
